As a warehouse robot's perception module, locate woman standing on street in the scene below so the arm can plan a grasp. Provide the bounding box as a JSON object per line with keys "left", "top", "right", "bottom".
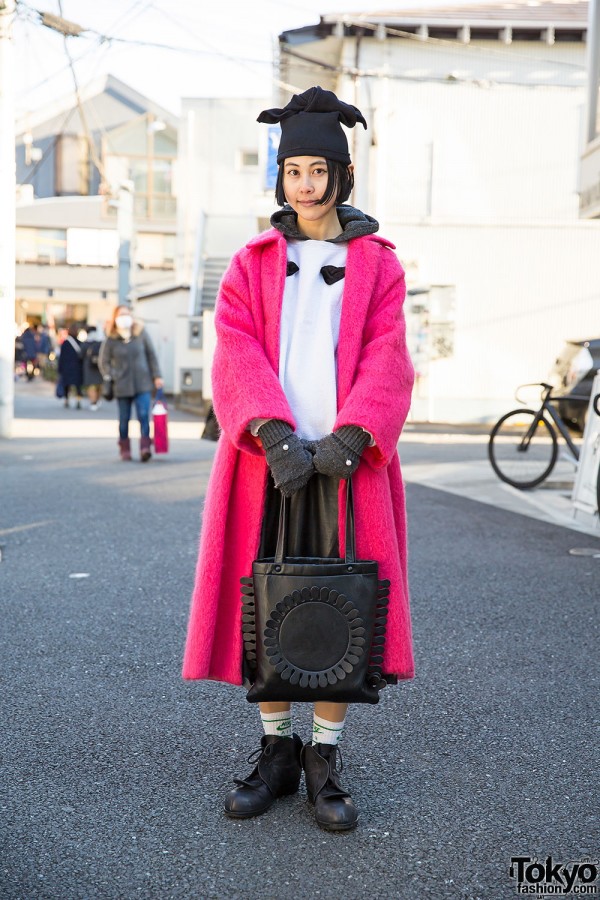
{"left": 99, "top": 305, "right": 163, "bottom": 461}
{"left": 183, "top": 87, "right": 414, "bottom": 831}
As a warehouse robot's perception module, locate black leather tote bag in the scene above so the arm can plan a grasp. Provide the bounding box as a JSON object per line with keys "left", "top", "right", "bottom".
{"left": 241, "top": 479, "right": 390, "bottom": 704}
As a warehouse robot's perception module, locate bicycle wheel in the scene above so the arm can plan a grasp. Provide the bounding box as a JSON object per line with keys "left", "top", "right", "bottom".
{"left": 488, "top": 408, "right": 558, "bottom": 489}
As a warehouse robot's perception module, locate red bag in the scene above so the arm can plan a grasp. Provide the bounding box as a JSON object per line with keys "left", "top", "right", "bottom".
{"left": 152, "top": 391, "right": 169, "bottom": 454}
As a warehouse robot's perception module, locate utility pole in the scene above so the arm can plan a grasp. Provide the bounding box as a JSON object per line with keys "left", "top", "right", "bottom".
{"left": 585, "top": 0, "right": 600, "bottom": 143}
{"left": 351, "top": 30, "right": 371, "bottom": 214}
{"left": 0, "top": 0, "right": 16, "bottom": 439}
{"left": 117, "top": 180, "right": 134, "bottom": 307}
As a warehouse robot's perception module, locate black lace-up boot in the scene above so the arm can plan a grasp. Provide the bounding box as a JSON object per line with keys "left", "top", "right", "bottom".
{"left": 302, "top": 742, "right": 358, "bottom": 831}
{"left": 224, "top": 734, "right": 303, "bottom": 819}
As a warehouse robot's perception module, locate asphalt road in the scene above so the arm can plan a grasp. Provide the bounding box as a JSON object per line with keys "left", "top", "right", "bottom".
{"left": 1, "top": 382, "right": 598, "bottom": 899}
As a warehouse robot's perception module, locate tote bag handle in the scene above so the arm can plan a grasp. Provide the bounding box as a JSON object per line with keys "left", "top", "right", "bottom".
{"left": 275, "top": 478, "right": 356, "bottom": 565}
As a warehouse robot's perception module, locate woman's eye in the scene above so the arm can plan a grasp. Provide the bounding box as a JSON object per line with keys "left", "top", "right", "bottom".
{"left": 313, "top": 168, "right": 327, "bottom": 175}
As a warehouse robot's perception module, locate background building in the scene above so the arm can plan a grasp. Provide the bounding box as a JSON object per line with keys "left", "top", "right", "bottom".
{"left": 137, "top": 96, "right": 270, "bottom": 406}
{"left": 19, "top": 3, "right": 597, "bottom": 420}
{"left": 579, "top": 0, "right": 600, "bottom": 217}
{"left": 273, "top": 0, "right": 600, "bottom": 421}
{"left": 15, "top": 75, "right": 177, "bottom": 378}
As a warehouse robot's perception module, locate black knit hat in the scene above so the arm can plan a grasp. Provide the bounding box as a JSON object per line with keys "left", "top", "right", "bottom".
{"left": 257, "top": 86, "right": 367, "bottom": 165}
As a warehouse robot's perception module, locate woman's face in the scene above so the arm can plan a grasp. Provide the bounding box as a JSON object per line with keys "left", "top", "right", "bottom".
{"left": 282, "top": 157, "right": 339, "bottom": 233}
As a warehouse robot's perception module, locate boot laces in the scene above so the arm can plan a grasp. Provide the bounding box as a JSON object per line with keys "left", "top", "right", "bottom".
{"left": 246, "top": 742, "right": 273, "bottom": 766}
{"left": 320, "top": 744, "right": 348, "bottom": 798}
{"left": 231, "top": 741, "right": 273, "bottom": 788}
{"left": 316, "top": 742, "right": 344, "bottom": 772}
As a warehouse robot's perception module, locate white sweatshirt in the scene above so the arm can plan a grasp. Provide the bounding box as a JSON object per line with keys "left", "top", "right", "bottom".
{"left": 278, "top": 239, "right": 348, "bottom": 440}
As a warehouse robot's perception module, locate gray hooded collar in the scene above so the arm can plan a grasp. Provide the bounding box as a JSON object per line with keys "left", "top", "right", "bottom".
{"left": 270, "top": 204, "right": 379, "bottom": 243}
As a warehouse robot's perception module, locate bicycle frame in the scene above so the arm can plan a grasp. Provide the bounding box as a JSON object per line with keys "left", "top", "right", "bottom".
{"left": 542, "top": 403, "right": 580, "bottom": 460}
{"left": 515, "top": 383, "right": 589, "bottom": 463}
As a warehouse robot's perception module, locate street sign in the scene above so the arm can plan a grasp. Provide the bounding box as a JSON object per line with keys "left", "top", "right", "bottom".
{"left": 265, "top": 125, "right": 280, "bottom": 190}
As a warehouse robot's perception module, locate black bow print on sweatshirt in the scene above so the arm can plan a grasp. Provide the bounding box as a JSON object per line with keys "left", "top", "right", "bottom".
{"left": 320, "top": 265, "right": 346, "bottom": 285}
{"left": 285, "top": 262, "right": 346, "bottom": 284}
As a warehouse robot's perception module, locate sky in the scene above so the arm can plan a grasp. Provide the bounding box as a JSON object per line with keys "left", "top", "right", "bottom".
{"left": 13, "top": 0, "right": 494, "bottom": 118}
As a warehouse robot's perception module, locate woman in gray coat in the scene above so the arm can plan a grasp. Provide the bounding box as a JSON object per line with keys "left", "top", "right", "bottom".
{"left": 99, "top": 305, "right": 163, "bottom": 461}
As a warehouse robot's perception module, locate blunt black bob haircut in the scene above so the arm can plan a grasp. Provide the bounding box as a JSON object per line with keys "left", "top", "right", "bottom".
{"left": 275, "top": 158, "right": 354, "bottom": 207}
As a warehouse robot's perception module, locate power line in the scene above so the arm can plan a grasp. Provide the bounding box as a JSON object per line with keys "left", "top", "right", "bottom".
{"left": 280, "top": 43, "right": 585, "bottom": 90}
{"left": 149, "top": 3, "right": 241, "bottom": 62}
{"left": 14, "top": 1, "right": 155, "bottom": 106}
{"left": 18, "top": 4, "right": 159, "bottom": 186}
{"left": 104, "top": 0, "right": 155, "bottom": 39}
{"left": 147, "top": 2, "right": 303, "bottom": 94}
{"left": 336, "top": 16, "right": 586, "bottom": 72}
{"left": 17, "top": 1, "right": 304, "bottom": 99}
{"left": 17, "top": 2, "right": 274, "bottom": 64}
{"left": 17, "top": 2, "right": 587, "bottom": 76}
{"left": 56, "top": 0, "right": 108, "bottom": 190}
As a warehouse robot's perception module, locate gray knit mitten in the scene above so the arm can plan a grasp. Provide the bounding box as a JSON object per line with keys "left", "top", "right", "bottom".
{"left": 312, "top": 426, "right": 371, "bottom": 479}
{"left": 258, "top": 419, "right": 315, "bottom": 497}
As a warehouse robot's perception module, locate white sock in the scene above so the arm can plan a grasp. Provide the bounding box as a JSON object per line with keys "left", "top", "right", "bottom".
{"left": 312, "top": 713, "right": 346, "bottom": 745}
{"left": 260, "top": 710, "right": 292, "bottom": 738}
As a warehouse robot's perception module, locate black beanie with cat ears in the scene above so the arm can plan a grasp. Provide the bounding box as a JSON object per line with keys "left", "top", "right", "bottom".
{"left": 257, "top": 86, "right": 367, "bottom": 165}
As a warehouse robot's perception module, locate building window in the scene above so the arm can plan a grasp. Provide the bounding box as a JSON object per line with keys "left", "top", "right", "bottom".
{"left": 66, "top": 228, "right": 119, "bottom": 266}
{"left": 16, "top": 227, "right": 67, "bottom": 264}
{"left": 103, "top": 114, "right": 177, "bottom": 221}
{"left": 239, "top": 149, "right": 259, "bottom": 169}
{"left": 136, "top": 232, "right": 175, "bottom": 269}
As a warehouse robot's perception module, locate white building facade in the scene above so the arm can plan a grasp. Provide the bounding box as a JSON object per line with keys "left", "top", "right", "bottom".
{"left": 141, "top": 97, "right": 270, "bottom": 405}
{"left": 579, "top": 0, "right": 600, "bottom": 218}
{"left": 276, "top": 1, "right": 600, "bottom": 422}
{"left": 147, "top": 2, "right": 599, "bottom": 419}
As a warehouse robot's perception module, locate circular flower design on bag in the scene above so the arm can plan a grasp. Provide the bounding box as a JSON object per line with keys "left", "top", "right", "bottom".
{"left": 263, "top": 586, "right": 366, "bottom": 688}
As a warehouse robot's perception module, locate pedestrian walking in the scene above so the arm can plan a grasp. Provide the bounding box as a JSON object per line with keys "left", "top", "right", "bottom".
{"left": 57, "top": 324, "right": 84, "bottom": 409}
{"left": 20, "top": 323, "right": 39, "bottom": 381}
{"left": 182, "top": 87, "right": 415, "bottom": 831}
{"left": 82, "top": 327, "right": 104, "bottom": 410}
{"left": 35, "top": 324, "right": 52, "bottom": 374}
{"left": 14, "top": 333, "right": 26, "bottom": 380}
{"left": 99, "top": 305, "right": 163, "bottom": 462}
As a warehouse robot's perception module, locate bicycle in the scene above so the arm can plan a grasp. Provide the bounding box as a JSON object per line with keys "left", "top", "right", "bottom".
{"left": 488, "top": 383, "right": 589, "bottom": 489}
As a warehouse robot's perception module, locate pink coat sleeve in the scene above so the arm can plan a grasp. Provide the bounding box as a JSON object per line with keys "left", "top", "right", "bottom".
{"left": 334, "top": 253, "right": 414, "bottom": 469}
{"left": 212, "top": 251, "right": 297, "bottom": 455}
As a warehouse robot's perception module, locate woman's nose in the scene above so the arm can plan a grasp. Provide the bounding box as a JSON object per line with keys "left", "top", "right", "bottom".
{"left": 299, "top": 176, "right": 314, "bottom": 193}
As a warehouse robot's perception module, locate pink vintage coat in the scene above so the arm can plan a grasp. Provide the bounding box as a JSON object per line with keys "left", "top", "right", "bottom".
{"left": 182, "top": 227, "right": 415, "bottom": 685}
